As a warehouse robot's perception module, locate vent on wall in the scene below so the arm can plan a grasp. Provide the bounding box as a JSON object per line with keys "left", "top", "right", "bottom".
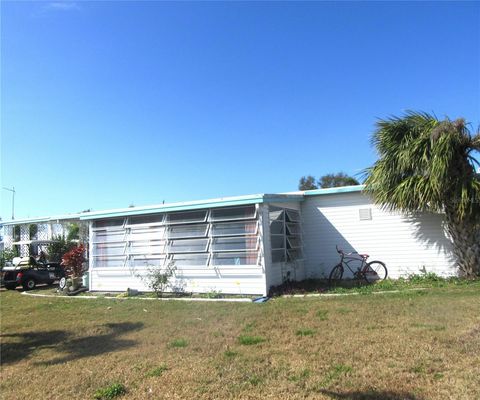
{"left": 359, "top": 208, "right": 372, "bottom": 221}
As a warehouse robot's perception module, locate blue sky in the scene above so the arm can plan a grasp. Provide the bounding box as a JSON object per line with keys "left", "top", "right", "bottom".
{"left": 1, "top": 1, "right": 479, "bottom": 219}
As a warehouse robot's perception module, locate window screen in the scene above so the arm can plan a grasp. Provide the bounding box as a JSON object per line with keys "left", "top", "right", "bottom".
{"left": 168, "top": 239, "right": 209, "bottom": 253}
{"left": 212, "top": 252, "right": 258, "bottom": 266}
{"left": 210, "top": 206, "right": 256, "bottom": 221}
{"left": 94, "top": 219, "right": 124, "bottom": 229}
{"left": 269, "top": 206, "right": 302, "bottom": 263}
{"left": 168, "top": 224, "right": 208, "bottom": 239}
{"left": 128, "top": 214, "right": 164, "bottom": 226}
{"left": 91, "top": 204, "right": 260, "bottom": 269}
{"left": 212, "top": 237, "right": 257, "bottom": 252}
{"left": 171, "top": 253, "right": 209, "bottom": 266}
{"left": 211, "top": 221, "right": 257, "bottom": 237}
{"left": 167, "top": 210, "right": 207, "bottom": 225}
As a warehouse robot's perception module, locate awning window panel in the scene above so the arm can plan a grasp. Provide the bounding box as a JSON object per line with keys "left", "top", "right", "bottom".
{"left": 212, "top": 252, "right": 258, "bottom": 266}
{"left": 210, "top": 206, "right": 256, "bottom": 222}
{"left": 129, "top": 241, "right": 165, "bottom": 255}
{"left": 129, "top": 227, "right": 165, "bottom": 242}
{"left": 211, "top": 237, "right": 258, "bottom": 252}
{"left": 270, "top": 221, "right": 284, "bottom": 235}
{"left": 270, "top": 235, "right": 285, "bottom": 249}
{"left": 168, "top": 238, "right": 209, "bottom": 253}
{"left": 211, "top": 221, "right": 257, "bottom": 237}
{"left": 167, "top": 210, "right": 208, "bottom": 225}
{"left": 93, "top": 243, "right": 125, "bottom": 256}
{"left": 269, "top": 207, "right": 284, "bottom": 221}
{"left": 285, "top": 210, "right": 300, "bottom": 222}
{"left": 171, "top": 253, "right": 209, "bottom": 266}
{"left": 93, "top": 219, "right": 124, "bottom": 229}
{"left": 93, "top": 231, "right": 125, "bottom": 244}
{"left": 287, "top": 236, "right": 301, "bottom": 249}
{"left": 286, "top": 223, "right": 301, "bottom": 236}
{"left": 94, "top": 256, "right": 125, "bottom": 268}
{"left": 168, "top": 224, "right": 208, "bottom": 239}
{"left": 128, "top": 214, "right": 164, "bottom": 227}
{"left": 272, "top": 249, "right": 286, "bottom": 263}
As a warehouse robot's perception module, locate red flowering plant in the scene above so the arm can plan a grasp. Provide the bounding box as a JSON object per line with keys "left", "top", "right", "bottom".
{"left": 61, "top": 244, "right": 86, "bottom": 278}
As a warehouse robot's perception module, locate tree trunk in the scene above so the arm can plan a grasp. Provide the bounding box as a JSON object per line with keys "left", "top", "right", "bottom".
{"left": 445, "top": 210, "right": 480, "bottom": 277}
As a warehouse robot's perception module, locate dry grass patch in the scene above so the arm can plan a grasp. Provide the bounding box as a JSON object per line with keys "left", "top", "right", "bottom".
{"left": 1, "top": 284, "right": 480, "bottom": 399}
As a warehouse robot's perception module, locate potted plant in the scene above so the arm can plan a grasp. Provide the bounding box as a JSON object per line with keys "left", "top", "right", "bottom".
{"left": 61, "top": 244, "right": 86, "bottom": 292}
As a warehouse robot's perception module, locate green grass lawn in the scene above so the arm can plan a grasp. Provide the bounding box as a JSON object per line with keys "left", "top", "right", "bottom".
{"left": 1, "top": 284, "right": 479, "bottom": 399}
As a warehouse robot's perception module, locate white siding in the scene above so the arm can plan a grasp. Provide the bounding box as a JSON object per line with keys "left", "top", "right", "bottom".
{"left": 301, "top": 192, "right": 455, "bottom": 279}
{"left": 89, "top": 266, "right": 266, "bottom": 295}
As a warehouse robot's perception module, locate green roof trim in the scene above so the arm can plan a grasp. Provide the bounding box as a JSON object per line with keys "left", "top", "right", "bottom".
{"left": 302, "top": 185, "right": 365, "bottom": 196}
{"left": 78, "top": 194, "right": 304, "bottom": 221}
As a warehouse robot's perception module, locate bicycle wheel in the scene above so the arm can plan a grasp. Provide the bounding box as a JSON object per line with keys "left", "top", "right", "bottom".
{"left": 328, "top": 264, "right": 344, "bottom": 287}
{"left": 363, "top": 261, "right": 387, "bottom": 283}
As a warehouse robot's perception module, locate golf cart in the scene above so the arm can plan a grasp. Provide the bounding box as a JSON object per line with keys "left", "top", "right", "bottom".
{"left": 2, "top": 240, "right": 66, "bottom": 290}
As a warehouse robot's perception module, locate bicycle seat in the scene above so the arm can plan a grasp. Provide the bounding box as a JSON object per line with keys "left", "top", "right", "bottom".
{"left": 360, "top": 254, "right": 369, "bottom": 259}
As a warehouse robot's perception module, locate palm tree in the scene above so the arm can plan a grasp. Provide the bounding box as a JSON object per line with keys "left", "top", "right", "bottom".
{"left": 364, "top": 112, "right": 480, "bottom": 277}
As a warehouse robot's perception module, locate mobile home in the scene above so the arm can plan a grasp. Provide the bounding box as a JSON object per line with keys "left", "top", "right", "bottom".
{"left": 0, "top": 186, "right": 454, "bottom": 295}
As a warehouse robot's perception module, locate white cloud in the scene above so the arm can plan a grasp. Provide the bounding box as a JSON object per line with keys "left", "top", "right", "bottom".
{"left": 45, "top": 1, "right": 80, "bottom": 11}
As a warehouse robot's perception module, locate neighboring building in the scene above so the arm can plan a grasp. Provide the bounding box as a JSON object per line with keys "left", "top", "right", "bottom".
{"left": 0, "top": 215, "right": 86, "bottom": 258}
{"left": 0, "top": 186, "right": 454, "bottom": 295}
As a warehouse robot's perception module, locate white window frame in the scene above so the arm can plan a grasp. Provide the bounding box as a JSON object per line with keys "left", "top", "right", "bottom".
{"left": 209, "top": 206, "right": 257, "bottom": 222}
{"left": 167, "top": 238, "right": 210, "bottom": 254}
{"left": 211, "top": 236, "right": 259, "bottom": 253}
{"left": 125, "top": 214, "right": 166, "bottom": 228}
{"left": 166, "top": 210, "right": 208, "bottom": 225}
{"left": 167, "top": 223, "right": 209, "bottom": 239}
{"left": 210, "top": 220, "right": 258, "bottom": 237}
{"left": 211, "top": 251, "right": 260, "bottom": 266}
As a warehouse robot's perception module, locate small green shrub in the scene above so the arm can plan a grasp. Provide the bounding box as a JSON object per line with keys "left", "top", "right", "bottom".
{"left": 140, "top": 262, "right": 177, "bottom": 298}
{"left": 93, "top": 383, "right": 126, "bottom": 400}
{"left": 246, "top": 374, "right": 263, "bottom": 386}
{"left": 169, "top": 338, "right": 188, "bottom": 348}
{"left": 147, "top": 364, "right": 168, "bottom": 377}
{"left": 238, "top": 335, "right": 266, "bottom": 345}
{"left": 46, "top": 235, "right": 76, "bottom": 263}
{"left": 410, "top": 364, "right": 426, "bottom": 374}
{"left": 247, "top": 375, "right": 263, "bottom": 386}
{"left": 0, "top": 249, "right": 17, "bottom": 269}
{"left": 288, "top": 368, "right": 311, "bottom": 382}
{"left": 206, "top": 289, "right": 223, "bottom": 298}
{"left": 66, "top": 222, "right": 80, "bottom": 241}
{"left": 224, "top": 349, "right": 238, "bottom": 358}
{"left": 316, "top": 310, "right": 329, "bottom": 320}
{"left": 243, "top": 321, "right": 257, "bottom": 332}
{"left": 296, "top": 328, "right": 315, "bottom": 336}
{"left": 316, "top": 364, "right": 353, "bottom": 388}
{"left": 408, "top": 272, "right": 443, "bottom": 284}
{"left": 433, "top": 372, "right": 444, "bottom": 380}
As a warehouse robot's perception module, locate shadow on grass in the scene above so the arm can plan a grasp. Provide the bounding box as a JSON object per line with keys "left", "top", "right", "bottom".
{"left": 1, "top": 322, "right": 143, "bottom": 366}
{"left": 319, "top": 389, "right": 423, "bottom": 400}
{"left": 268, "top": 278, "right": 373, "bottom": 296}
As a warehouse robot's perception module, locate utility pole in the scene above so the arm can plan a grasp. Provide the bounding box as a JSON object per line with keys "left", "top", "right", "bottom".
{"left": 2, "top": 186, "right": 15, "bottom": 220}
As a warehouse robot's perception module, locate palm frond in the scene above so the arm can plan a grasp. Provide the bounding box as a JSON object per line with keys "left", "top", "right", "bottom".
{"left": 364, "top": 111, "right": 480, "bottom": 221}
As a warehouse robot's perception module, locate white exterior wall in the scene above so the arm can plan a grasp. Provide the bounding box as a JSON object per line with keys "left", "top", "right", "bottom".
{"left": 89, "top": 266, "right": 266, "bottom": 295}
{"left": 301, "top": 192, "right": 455, "bottom": 279}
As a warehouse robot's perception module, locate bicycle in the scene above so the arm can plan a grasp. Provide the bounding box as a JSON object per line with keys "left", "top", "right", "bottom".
{"left": 328, "top": 245, "right": 387, "bottom": 286}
